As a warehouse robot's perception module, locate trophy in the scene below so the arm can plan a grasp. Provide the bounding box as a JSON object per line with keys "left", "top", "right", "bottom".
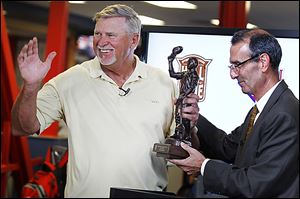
{"left": 153, "top": 46, "right": 200, "bottom": 159}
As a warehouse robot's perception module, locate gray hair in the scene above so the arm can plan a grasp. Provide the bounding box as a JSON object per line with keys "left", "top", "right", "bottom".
{"left": 93, "top": 4, "right": 142, "bottom": 35}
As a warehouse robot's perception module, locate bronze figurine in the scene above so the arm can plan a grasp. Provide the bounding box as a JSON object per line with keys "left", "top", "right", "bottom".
{"left": 153, "top": 46, "right": 200, "bottom": 159}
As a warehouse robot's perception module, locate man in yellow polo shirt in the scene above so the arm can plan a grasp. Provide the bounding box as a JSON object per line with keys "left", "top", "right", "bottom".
{"left": 11, "top": 4, "right": 200, "bottom": 197}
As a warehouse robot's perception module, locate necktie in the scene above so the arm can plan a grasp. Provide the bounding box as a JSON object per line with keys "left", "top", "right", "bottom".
{"left": 244, "top": 105, "right": 259, "bottom": 142}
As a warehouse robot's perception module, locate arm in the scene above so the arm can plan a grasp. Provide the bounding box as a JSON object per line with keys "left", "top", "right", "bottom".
{"left": 11, "top": 83, "right": 41, "bottom": 135}
{"left": 11, "top": 37, "right": 56, "bottom": 136}
{"left": 168, "top": 46, "right": 183, "bottom": 79}
{"left": 196, "top": 114, "right": 241, "bottom": 161}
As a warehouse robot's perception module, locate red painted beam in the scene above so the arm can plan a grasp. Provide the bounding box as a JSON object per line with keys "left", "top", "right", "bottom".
{"left": 219, "top": 1, "right": 247, "bottom": 28}
{"left": 44, "top": 1, "right": 69, "bottom": 82}
{"left": 1, "top": 3, "right": 34, "bottom": 197}
{"left": 42, "top": 1, "right": 69, "bottom": 137}
{"left": 1, "top": 3, "right": 19, "bottom": 102}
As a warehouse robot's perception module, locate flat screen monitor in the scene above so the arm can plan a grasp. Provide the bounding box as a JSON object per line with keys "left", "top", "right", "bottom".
{"left": 140, "top": 26, "right": 299, "bottom": 133}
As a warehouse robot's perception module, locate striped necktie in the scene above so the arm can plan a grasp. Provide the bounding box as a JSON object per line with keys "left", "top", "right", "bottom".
{"left": 244, "top": 105, "right": 259, "bottom": 142}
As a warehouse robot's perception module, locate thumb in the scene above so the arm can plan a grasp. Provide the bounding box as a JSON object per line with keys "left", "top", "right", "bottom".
{"left": 181, "top": 142, "right": 192, "bottom": 152}
{"left": 45, "top": 51, "right": 57, "bottom": 66}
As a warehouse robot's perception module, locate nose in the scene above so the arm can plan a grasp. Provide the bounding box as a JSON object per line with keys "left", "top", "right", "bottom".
{"left": 94, "top": 35, "right": 109, "bottom": 47}
{"left": 230, "top": 68, "right": 239, "bottom": 79}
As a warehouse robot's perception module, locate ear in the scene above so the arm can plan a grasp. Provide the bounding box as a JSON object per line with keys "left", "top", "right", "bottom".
{"left": 260, "top": 53, "right": 270, "bottom": 72}
{"left": 130, "top": 33, "right": 140, "bottom": 50}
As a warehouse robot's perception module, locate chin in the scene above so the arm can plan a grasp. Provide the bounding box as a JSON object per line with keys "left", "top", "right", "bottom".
{"left": 97, "top": 57, "right": 116, "bottom": 66}
{"left": 241, "top": 88, "right": 249, "bottom": 94}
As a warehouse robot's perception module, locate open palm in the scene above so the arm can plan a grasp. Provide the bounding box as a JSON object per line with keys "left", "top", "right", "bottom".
{"left": 17, "top": 37, "right": 56, "bottom": 85}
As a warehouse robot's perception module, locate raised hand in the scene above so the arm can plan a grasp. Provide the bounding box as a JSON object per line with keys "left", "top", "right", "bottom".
{"left": 17, "top": 37, "right": 56, "bottom": 85}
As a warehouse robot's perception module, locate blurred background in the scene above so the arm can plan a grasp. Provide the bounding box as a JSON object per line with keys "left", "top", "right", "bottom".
{"left": 2, "top": 1, "right": 299, "bottom": 86}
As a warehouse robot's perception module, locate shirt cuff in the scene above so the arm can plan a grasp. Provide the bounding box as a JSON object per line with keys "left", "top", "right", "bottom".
{"left": 200, "top": 158, "right": 210, "bottom": 176}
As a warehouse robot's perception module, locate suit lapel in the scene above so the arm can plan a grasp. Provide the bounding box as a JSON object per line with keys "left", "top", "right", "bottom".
{"left": 234, "top": 80, "right": 288, "bottom": 166}
{"left": 254, "top": 80, "right": 288, "bottom": 134}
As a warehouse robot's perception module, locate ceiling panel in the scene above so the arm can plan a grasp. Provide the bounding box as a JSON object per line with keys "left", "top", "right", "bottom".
{"left": 3, "top": 1, "right": 299, "bottom": 32}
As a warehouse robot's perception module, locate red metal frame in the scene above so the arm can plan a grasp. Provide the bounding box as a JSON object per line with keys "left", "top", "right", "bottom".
{"left": 219, "top": 1, "right": 247, "bottom": 28}
{"left": 1, "top": 1, "right": 69, "bottom": 196}
{"left": 1, "top": 3, "right": 35, "bottom": 197}
{"left": 40, "top": 1, "right": 69, "bottom": 137}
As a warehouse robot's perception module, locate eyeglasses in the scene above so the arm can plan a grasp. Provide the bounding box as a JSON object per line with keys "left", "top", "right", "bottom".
{"left": 228, "top": 54, "right": 260, "bottom": 71}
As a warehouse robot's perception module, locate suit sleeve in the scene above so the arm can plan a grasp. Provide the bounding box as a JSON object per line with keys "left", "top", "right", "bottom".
{"left": 197, "top": 114, "right": 243, "bottom": 163}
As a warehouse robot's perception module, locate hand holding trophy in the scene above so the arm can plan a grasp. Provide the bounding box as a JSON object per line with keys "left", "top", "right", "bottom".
{"left": 153, "top": 46, "right": 200, "bottom": 159}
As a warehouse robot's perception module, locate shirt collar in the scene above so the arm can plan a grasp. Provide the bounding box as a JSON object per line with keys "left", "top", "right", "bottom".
{"left": 256, "top": 80, "right": 281, "bottom": 113}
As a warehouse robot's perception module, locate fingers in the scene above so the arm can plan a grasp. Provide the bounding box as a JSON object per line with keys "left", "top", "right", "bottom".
{"left": 179, "top": 93, "right": 200, "bottom": 122}
{"left": 180, "top": 142, "right": 202, "bottom": 162}
{"left": 167, "top": 143, "right": 193, "bottom": 163}
{"left": 33, "top": 37, "right": 38, "bottom": 55}
{"left": 187, "top": 170, "right": 200, "bottom": 176}
{"left": 167, "top": 143, "right": 204, "bottom": 176}
{"left": 181, "top": 142, "right": 194, "bottom": 153}
{"left": 186, "top": 93, "right": 200, "bottom": 102}
{"left": 176, "top": 93, "right": 199, "bottom": 104}
{"left": 187, "top": 171, "right": 193, "bottom": 175}
{"left": 17, "top": 44, "right": 28, "bottom": 64}
{"left": 168, "top": 160, "right": 200, "bottom": 175}
{"left": 178, "top": 166, "right": 197, "bottom": 175}
{"left": 17, "top": 37, "right": 37, "bottom": 65}
{"left": 182, "top": 93, "right": 199, "bottom": 110}
{"left": 27, "top": 39, "right": 34, "bottom": 56}
{"left": 45, "top": 52, "right": 57, "bottom": 67}
{"left": 167, "top": 158, "right": 184, "bottom": 166}
{"left": 184, "top": 166, "right": 199, "bottom": 175}
{"left": 182, "top": 105, "right": 199, "bottom": 114}
{"left": 181, "top": 106, "right": 199, "bottom": 123}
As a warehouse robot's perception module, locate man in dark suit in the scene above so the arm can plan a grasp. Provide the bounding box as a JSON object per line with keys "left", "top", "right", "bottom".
{"left": 168, "top": 28, "right": 299, "bottom": 197}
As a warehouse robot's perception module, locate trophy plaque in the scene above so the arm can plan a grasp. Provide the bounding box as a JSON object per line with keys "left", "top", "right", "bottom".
{"left": 153, "top": 46, "right": 200, "bottom": 159}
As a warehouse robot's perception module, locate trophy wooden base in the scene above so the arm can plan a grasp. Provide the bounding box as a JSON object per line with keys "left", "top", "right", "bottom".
{"left": 153, "top": 126, "right": 201, "bottom": 159}
{"left": 153, "top": 143, "right": 189, "bottom": 159}
{"left": 153, "top": 138, "right": 190, "bottom": 159}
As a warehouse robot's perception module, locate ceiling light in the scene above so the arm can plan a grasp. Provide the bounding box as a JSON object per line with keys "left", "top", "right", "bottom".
{"left": 139, "top": 15, "right": 165, "bottom": 26}
{"left": 68, "top": 1, "right": 86, "bottom": 4}
{"left": 246, "top": 23, "right": 258, "bottom": 29}
{"left": 210, "top": 19, "right": 258, "bottom": 29}
{"left": 143, "top": 1, "right": 197, "bottom": 9}
{"left": 210, "top": 19, "right": 220, "bottom": 26}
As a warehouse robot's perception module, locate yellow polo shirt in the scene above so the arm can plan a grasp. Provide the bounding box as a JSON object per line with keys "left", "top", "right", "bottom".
{"left": 36, "top": 55, "right": 177, "bottom": 197}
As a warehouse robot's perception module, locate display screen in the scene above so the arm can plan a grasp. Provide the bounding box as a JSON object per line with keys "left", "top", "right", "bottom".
{"left": 141, "top": 26, "right": 299, "bottom": 133}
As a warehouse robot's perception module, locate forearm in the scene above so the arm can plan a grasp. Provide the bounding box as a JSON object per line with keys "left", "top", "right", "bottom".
{"left": 11, "top": 83, "right": 41, "bottom": 136}
{"left": 196, "top": 114, "right": 237, "bottom": 161}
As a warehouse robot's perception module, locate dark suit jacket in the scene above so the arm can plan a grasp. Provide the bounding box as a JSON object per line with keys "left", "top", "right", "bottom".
{"left": 197, "top": 80, "right": 299, "bottom": 197}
